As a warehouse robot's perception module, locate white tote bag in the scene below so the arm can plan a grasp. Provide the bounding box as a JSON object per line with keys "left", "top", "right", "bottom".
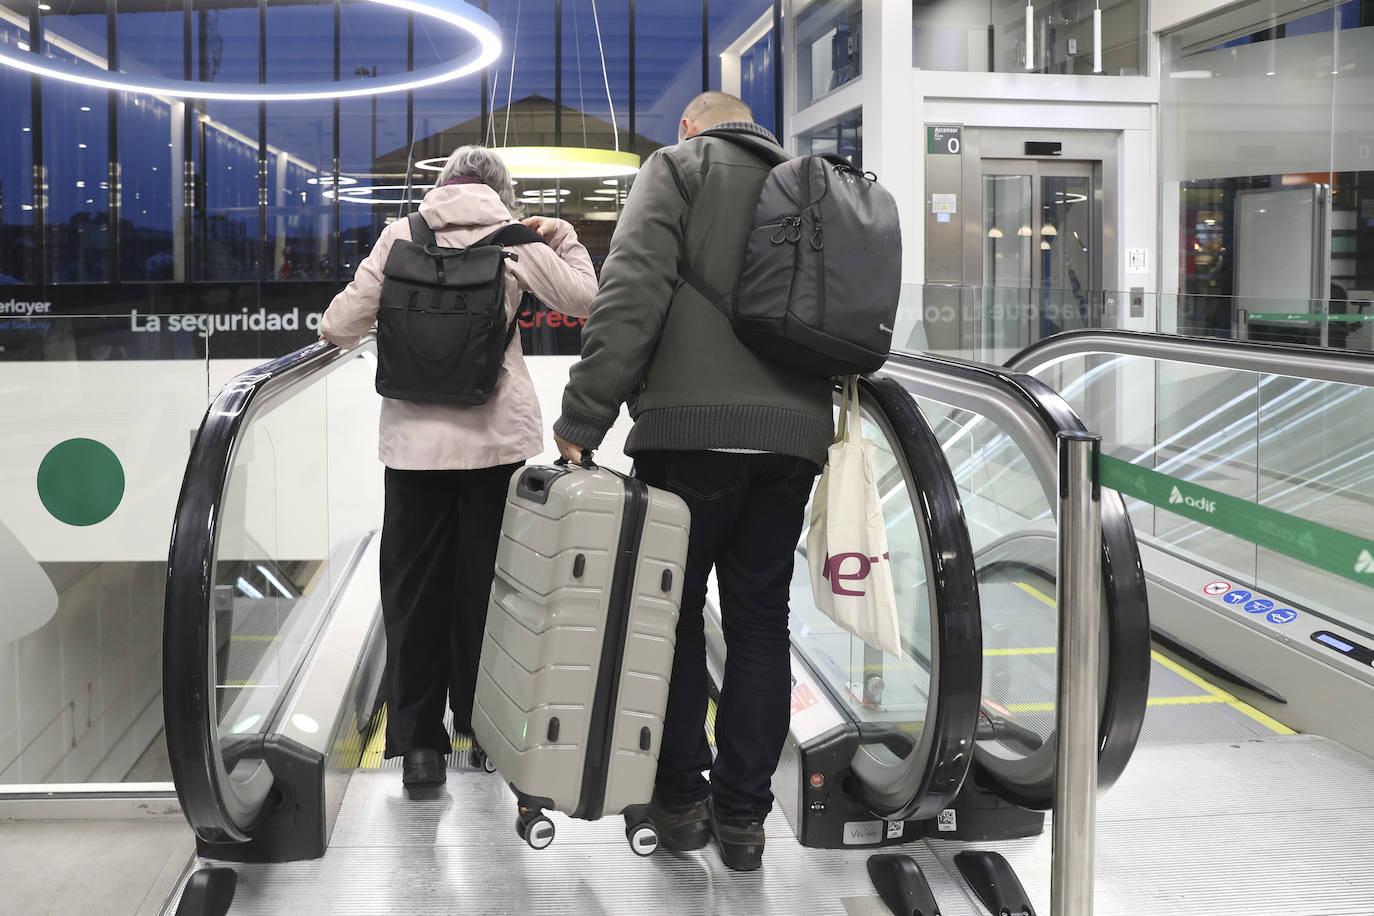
{"left": 805, "top": 376, "right": 903, "bottom": 657}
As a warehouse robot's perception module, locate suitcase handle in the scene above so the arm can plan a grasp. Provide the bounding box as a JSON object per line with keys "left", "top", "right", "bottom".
{"left": 554, "top": 450, "right": 597, "bottom": 470}
{"left": 515, "top": 466, "right": 570, "bottom": 505}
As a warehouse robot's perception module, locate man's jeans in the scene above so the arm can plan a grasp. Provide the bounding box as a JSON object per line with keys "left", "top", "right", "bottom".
{"left": 633, "top": 450, "right": 819, "bottom": 822}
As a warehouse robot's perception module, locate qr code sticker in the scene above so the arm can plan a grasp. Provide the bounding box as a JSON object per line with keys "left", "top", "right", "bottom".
{"left": 936, "top": 809, "right": 957, "bottom": 832}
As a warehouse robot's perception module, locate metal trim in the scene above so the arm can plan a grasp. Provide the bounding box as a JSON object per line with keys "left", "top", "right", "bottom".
{"left": 1005, "top": 328, "right": 1374, "bottom": 386}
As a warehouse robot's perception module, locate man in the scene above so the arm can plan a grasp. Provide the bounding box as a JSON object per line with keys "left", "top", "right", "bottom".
{"left": 552, "top": 91, "right": 833, "bottom": 871}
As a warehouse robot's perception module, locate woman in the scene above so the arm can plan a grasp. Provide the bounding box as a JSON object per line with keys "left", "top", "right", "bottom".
{"left": 321, "top": 145, "right": 597, "bottom": 788}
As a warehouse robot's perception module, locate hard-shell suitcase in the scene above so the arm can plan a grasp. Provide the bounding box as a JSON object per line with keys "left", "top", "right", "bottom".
{"left": 472, "top": 459, "right": 691, "bottom": 856}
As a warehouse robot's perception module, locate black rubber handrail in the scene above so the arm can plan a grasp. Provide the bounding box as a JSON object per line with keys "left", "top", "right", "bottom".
{"left": 1005, "top": 329, "right": 1374, "bottom": 386}
{"left": 163, "top": 337, "right": 374, "bottom": 844}
{"left": 835, "top": 374, "right": 983, "bottom": 820}
{"left": 882, "top": 350, "right": 1152, "bottom": 810}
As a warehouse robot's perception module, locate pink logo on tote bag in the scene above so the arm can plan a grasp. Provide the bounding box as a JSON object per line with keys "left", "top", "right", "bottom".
{"left": 822, "top": 552, "right": 891, "bottom": 597}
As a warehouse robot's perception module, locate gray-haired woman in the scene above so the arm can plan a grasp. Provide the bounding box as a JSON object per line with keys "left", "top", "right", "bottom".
{"left": 321, "top": 145, "right": 596, "bottom": 789}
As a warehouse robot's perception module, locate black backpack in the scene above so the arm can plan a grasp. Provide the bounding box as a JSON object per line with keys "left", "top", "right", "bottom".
{"left": 375, "top": 214, "right": 543, "bottom": 405}
{"left": 680, "top": 129, "right": 902, "bottom": 377}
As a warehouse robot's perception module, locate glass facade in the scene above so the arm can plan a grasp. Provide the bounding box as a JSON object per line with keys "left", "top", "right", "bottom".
{"left": 795, "top": 0, "right": 860, "bottom": 109}
{"left": 797, "top": 107, "right": 861, "bottom": 169}
{"left": 912, "top": 0, "right": 1146, "bottom": 75}
{"left": 1162, "top": 0, "right": 1374, "bottom": 349}
{"left": 0, "top": 0, "right": 781, "bottom": 360}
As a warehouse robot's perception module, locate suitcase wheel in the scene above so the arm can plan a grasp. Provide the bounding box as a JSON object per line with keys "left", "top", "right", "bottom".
{"left": 470, "top": 745, "right": 497, "bottom": 774}
{"left": 626, "top": 821, "right": 659, "bottom": 857}
{"left": 516, "top": 810, "right": 556, "bottom": 850}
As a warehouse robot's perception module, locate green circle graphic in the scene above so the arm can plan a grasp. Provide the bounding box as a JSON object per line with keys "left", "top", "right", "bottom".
{"left": 37, "top": 438, "right": 126, "bottom": 527}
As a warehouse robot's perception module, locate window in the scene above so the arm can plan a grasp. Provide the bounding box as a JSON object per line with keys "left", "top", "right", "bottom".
{"left": 796, "top": 0, "right": 860, "bottom": 109}
{"left": 913, "top": 0, "right": 1146, "bottom": 76}
{"left": 798, "top": 108, "right": 862, "bottom": 170}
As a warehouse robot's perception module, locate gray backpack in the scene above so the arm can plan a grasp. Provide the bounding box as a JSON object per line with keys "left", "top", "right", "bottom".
{"left": 680, "top": 129, "right": 902, "bottom": 377}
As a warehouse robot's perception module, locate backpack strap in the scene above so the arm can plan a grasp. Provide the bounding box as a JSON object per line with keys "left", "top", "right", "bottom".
{"left": 404, "top": 216, "right": 543, "bottom": 250}
{"left": 679, "top": 129, "right": 791, "bottom": 315}
{"left": 679, "top": 262, "right": 730, "bottom": 320}
{"left": 407, "top": 212, "right": 436, "bottom": 246}
{"left": 472, "top": 223, "right": 546, "bottom": 248}
{"left": 694, "top": 127, "right": 792, "bottom": 169}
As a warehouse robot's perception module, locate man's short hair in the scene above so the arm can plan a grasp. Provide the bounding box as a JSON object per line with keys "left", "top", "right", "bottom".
{"left": 681, "top": 91, "right": 754, "bottom": 130}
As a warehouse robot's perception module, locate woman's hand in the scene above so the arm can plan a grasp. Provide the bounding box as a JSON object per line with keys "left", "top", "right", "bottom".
{"left": 521, "top": 215, "right": 567, "bottom": 242}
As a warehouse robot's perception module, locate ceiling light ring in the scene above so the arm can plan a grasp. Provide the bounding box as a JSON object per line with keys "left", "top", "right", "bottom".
{"left": 0, "top": 0, "right": 500, "bottom": 102}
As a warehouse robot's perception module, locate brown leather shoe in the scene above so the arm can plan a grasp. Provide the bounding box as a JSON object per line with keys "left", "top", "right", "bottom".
{"left": 646, "top": 796, "right": 711, "bottom": 851}
{"left": 709, "top": 800, "right": 765, "bottom": 871}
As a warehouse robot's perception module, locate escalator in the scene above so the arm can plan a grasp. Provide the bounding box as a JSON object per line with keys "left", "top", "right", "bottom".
{"left": 737, "top": 363, "right": 1152, "bottom": 853}
{"left": 1001, "top": 330, "right": 1374, "bottom": 757}
{"left": 157, "top": 329, "right": 1155, "bottom": 913}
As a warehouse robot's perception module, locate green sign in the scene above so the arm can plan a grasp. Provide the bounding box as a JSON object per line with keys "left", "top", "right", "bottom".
{"left": 36, "top": 438, "right": 125, "bottom": 527}
{"left": 1098, "top": 455, "right": 1374, "bottom": 589}
{"left": 1247, "top": 312, "right": 1374, "bottom": 323}
{"left": 927, "top": 125, "right": 962, "bottom": 155}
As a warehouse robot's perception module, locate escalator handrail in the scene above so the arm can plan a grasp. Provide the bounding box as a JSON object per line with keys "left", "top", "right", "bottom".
{"left": 837, "top": 375, "right": 984, "bottom": 821}
{"left": 883, "top": 350, "right": 1152, "bottom": 809}
{"left": 1005, "top": 329, "right": 1374, "bottom": 386}
{"left": 163, "top": 336, "right": 375, "bottom": 844}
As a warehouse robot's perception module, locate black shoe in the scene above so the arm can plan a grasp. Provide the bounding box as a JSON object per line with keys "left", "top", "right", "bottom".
{"left": 709, "top": 800, "right": 765, "bottom": 872}
{"left": 646, "top": 796, "right": 711, "bottom": 851}
{"left": 401, "top": 748, "right": 445, "bottom": 788}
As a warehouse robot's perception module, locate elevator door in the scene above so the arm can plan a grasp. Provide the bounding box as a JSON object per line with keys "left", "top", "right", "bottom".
{"left": 980, "top": 158, "right": 1101, "bottom": 350}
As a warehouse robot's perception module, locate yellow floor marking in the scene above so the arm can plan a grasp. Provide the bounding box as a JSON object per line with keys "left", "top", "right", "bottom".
{"left": 1011, "top": 579, "right": 1293, "bottom": 734}
{"left": 984, "top": 647, "right": 1056, "bottom": 656}
{"left": 1149, "top": 650, "right": 1295, "bottom": 735}
{"left": 360, "top": 707, "right": 387, "bottom": 768}
{"left": 1004, "top": 695, "right": 1229, "bottom": 715}
{"left": 357, "top": 707, "right": 474, "bottom": 769}
{"left": 1015, "top": 580, "right": 1058, "bottom": 608}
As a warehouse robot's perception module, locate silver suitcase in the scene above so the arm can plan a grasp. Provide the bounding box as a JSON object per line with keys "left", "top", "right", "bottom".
{"left": 472, "top": 460, "right": 690, "bottom": 856}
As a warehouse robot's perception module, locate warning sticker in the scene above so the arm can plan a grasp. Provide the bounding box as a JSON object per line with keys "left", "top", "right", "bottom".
{"left": 1203, "top": 581, "right": 1231, "bottom": 597}
{"left": 886, "top": 820, "right": 905, "bottom": 840}
{"left": 936, "top": 809, "right": 957, "bottom": 832}
{"left": 790, "top": 682, "right": 820, "bottom": 715}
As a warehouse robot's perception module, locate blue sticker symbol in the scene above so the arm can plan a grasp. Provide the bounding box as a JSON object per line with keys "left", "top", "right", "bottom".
{"left": 1223, "top": 590, "right": 1252, "bottom": 605}
{"left": 1244, "top": 598, "right": 1275, "bottom": 614}
{"left": 1267, "top": 608, "right": 1298, "bottom": 625}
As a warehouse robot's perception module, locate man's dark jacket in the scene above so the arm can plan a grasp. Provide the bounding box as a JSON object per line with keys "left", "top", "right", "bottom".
{"left": 554, "top": 121, "right": 834, "bottom": 467}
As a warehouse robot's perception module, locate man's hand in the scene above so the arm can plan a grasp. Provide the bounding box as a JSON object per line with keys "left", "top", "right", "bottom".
{"left": 521, "top": 215, "right": 565, "bottom": 242}
{"left": 554, "top": 432, "right": 590, "bottom": 465}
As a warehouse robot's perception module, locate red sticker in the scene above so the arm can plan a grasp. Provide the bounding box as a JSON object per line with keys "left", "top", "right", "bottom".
{"left": 790, "top": 682, "right": 820, "bottom": 715}
{"left": 1203, "top": 581, "right": 1231, "bottom": 597}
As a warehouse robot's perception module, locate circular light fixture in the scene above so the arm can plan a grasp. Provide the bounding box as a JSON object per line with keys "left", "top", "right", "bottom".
{"left": 987, "top": 227, "right": 1004, "bottom": 239}
{"left": 323, "top": 184, "right": 427, "bottom": 206}
{"left": 1040, "top": 239, "right": 1052, "bottom": 250}
{"left": 0, "top": 0, "right": 500, "bottom": 101}
{"left": 306, "top": 175, "right": 359, "bottom": 186}
{"left": 1040, "top": 224, "right": 1058, "bottom": 236}
{"left": 494, "top": 147, "right": 640, "bottom": 179}
{"left": 601, "top": 178, "right": 622, "bottom": 186}
{"left": 1017, "top": 225, "right": 1033, "bottom": 237}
